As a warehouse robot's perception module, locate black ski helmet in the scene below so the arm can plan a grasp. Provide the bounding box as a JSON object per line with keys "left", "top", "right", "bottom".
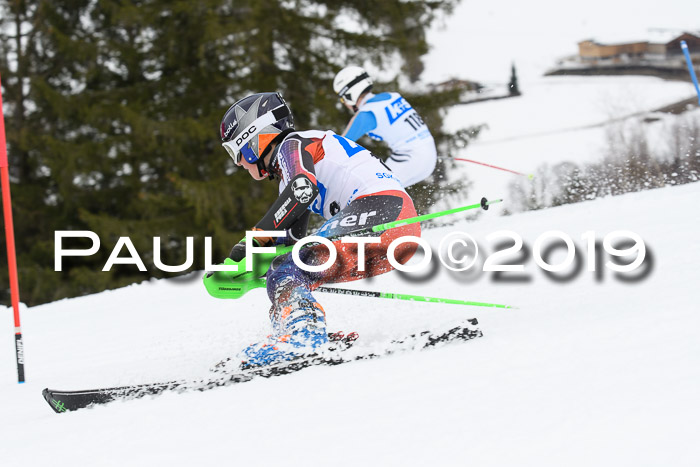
{"left": 220, "top": 92, "right": 294, "bottom": 168}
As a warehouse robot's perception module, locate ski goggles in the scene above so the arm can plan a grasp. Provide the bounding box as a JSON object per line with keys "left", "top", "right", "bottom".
{"left": 222, "top": 104, "right": 290, "bottom": 164}
{"left": 222, "top": 140, "right": 256, "bottom": 165}
{"left": 223, "top": 133, "right": 280, "bottom": 165}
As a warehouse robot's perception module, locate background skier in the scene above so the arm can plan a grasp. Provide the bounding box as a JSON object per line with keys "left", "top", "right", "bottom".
{"left": 333, "top": 66, "right": 438, "bottom": 187}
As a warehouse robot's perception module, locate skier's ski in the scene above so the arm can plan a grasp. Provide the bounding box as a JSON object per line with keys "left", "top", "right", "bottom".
{"left": 42, "top": 319, "right": 482, "bottom": 413}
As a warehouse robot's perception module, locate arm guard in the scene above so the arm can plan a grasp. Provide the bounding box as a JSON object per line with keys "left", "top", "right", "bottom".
{"left": 254, "top": 174, "right": 318, "bottom": 244}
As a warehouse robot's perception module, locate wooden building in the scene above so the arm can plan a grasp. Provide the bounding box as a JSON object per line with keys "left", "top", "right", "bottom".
{"left": 578, "top": 40, "right": 648, "bottom": 60}
{"left": 664, "top": 32, "right": 700, "bottom": 55}
{"left": 578, "top": 32, "right": 700, "bottom": 61}
{"left": 431, "top": 78, "right": 481, "bottom": 93}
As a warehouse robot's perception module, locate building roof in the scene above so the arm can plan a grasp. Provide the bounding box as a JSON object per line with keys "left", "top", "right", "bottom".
{"left": 579, "top": 30, "right": 700, "bottom": 47}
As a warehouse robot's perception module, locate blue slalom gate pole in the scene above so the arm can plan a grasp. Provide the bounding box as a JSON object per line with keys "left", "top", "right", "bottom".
{"left": 680, "top": 40, "right": 700, "bottom": 105}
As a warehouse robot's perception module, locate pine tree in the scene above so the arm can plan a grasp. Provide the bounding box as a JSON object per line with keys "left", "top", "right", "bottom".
{"left": 1, "top": 0, "right": 464, "bottom": 306}
{"left": 508, "top": 62, "right": 520, "bottom": 96}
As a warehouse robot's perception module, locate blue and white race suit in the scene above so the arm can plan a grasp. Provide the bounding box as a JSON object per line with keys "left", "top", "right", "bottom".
{"left": 343, "top": 92, "right": 437, "bottom": 187}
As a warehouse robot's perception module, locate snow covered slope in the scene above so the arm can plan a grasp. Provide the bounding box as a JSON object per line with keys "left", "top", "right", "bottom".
{"left": 422, "top": 1, "right": 698, "bottom": 217}
{"left": 441, "top": 76, "right": 698, "bottom": 215}
{"left": 423, "top": 0, "right": 700, "bottom": 83}
{"left": 2, "top": 183, "right": 699, "bottom": 466}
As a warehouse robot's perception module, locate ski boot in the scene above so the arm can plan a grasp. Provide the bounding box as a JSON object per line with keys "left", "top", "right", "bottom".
{"left": 239, "top": 298, "right": 329, "bottom": 369}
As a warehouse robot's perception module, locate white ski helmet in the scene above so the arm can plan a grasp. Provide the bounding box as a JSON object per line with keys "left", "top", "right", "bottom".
{"left": 333, "top": 66, "right": 373, "bottom": 107}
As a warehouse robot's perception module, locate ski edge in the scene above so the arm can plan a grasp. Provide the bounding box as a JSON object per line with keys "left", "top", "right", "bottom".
{"left": 42, "top": 318, "right": 482, "bottom": 414}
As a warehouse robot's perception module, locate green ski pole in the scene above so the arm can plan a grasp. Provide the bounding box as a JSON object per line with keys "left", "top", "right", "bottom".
{"left": 276, "top": 197, "right": 502, "bottom": 255}
{"left": 205, "top": 274, "right": 514, "bottom": 309}
{"left": 204, "top": 197, "right": 503, "bottom": 298}
{"left": 315, "top": 286, "right": 514, "bottom": 309}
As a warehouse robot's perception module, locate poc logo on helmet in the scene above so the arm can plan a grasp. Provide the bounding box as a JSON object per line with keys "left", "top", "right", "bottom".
{"left": 235, "top": 125, "right": 257, "bottom": 146}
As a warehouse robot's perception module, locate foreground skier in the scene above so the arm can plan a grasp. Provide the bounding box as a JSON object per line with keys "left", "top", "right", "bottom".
{"left": 220, "top": 92, "right": 420, "bottom": 367}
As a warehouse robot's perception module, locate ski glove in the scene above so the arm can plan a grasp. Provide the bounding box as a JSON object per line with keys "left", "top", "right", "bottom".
{"left": 228, "top": 238, "right": 261, "bottom": 262}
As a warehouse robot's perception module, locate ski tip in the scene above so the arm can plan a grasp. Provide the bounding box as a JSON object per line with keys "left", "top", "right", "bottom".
{"left": 42, "top": 388, "right": 68, "bottom": 414}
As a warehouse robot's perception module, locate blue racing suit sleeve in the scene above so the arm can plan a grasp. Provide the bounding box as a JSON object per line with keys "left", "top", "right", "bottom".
{"left": 344, "top": 111, "right": 378, "bottom": 142}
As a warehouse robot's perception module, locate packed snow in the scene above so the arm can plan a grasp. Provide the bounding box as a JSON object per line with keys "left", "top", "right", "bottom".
{"left": 2, "top": 182, "right": 699, "bottom": 466}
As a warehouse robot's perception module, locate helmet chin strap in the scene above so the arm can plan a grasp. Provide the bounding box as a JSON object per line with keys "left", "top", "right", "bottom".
{"left": 256, "top": 158, "right": 269, "bottom": 179}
